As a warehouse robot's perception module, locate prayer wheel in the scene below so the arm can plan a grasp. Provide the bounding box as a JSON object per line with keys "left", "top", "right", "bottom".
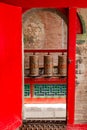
{"left": 44, "top": 55, "right": 53, "bottom": 77}
{"left": 29, "top": 55, "right": 39, "bottom": 77}
{"left": 58, "top": 55, "right": 67, "bottom": 76}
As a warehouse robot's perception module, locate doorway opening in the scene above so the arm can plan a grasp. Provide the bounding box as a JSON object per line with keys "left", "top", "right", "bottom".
{"left": 23, "top": 8, "right": 68, "bottom": 125}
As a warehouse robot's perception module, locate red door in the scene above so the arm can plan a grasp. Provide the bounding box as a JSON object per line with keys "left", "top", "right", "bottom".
{"left": 0, "top": 3, "right": 22, "bottom": 130}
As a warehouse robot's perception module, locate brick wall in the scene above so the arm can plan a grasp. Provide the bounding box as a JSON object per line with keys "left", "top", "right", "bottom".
{"left": 75, "top": 8, "right": 87, "bottom": 124}
{"left": 23, "top": 8, "right": 67, "bottom": 68}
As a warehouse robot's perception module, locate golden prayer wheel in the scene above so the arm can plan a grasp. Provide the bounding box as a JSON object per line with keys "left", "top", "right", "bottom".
{"left": 29, "top": 55, "right": 39, "bottom": 77}
{"left": 44, "top": 55, "right": 53, "bottom": 77}
{"left": 58, "top": 55, "right": 67, "bottom": 76}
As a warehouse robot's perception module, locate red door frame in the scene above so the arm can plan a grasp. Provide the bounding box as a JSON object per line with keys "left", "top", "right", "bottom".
{"left": 67, "top": 7, "right": 76, "bottom": 125}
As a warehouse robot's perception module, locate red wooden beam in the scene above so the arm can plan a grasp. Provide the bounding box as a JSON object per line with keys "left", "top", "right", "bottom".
{"left": 21, "top": 0, "right": 87, "bottom": 8}
{"left": 24, "top": 49, "right": 67, "bottom": 53}
{"left": 2, "top": 0, "right": 87, "bottom": 8}
{"left": 67, "top": 8, "right": 76, "bottom": 125}
{"left": 25, "top": 77, "right": 67, "bottom": 84}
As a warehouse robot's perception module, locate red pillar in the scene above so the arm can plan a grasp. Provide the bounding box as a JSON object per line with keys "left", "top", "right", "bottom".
{"left": 67, "top": 7, "right": 77, "bottom": 125}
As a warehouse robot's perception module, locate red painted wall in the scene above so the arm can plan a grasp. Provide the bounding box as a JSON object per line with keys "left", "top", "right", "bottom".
{"left": 0, "top": 3, "right": 22, "bottom": 130}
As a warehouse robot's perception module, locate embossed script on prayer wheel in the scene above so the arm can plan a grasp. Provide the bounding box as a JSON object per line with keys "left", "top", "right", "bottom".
{"left": 58, "top": 55, "right": 67, "bottom": 76}
{"left": 29, "top": 55, "right": 39, "bottom": 77}
{"left": 44, "top": 55, "right": 53, "bottom": 77}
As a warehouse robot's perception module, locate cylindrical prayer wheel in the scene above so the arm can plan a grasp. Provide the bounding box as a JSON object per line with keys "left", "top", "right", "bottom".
{"left": 44, "top": 55, "right": 53, "bottom": 77}
{"left": 29, "top": 55, "right": 39, "bottom": 77}
{"left": 58, "top": 55, "right": 67, "bottom": 76}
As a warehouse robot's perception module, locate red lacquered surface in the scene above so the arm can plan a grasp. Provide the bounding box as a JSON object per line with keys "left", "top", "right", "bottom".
{"left": 67, "top": 124, "right": 87, "bottom": 129}
{"left": 24, "top": 49, "right": 67, "bottom": 53}
{"left": 67, "top": 8, "right": 76, "bottom": 124}
{"left": 0, "top": 3, "right": 22, "bottom": 130}
{"left": 2, "top": 0, "right": 87, "bottom": 8}
{"left": 25, "top": 77, "right": 66, "bottom": 84}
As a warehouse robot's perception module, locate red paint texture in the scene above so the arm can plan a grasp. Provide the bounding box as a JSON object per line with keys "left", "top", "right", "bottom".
{"left": 2, "top": 0, "right": 87, "bottom": 8}
{"left": 67, "top": 8, "right": 76, "bottom": 124}
{"left": 0, "top": 3, "right": 22, "bottom": 130}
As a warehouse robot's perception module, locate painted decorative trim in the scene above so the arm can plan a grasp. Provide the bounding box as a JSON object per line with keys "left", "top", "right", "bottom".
{"left": 76, "top": 34, "right": 87, "bottom": 44}
{"left": 77, "top": 33, "right": 87, "bottom": 39}
{"left": 76, "top": 40, "right": 85, "bottom": 44}
{"left": 78, "top": 13, "right": 86, "bottom": 34}
{"left": 76, "top": 13, "right": 87, "bottom": 44}
{"left": 77, "top": 33, "right": 87, "bottom": 44}
{"left": 24, "top": 84, "right": 30, "bottom": 98}
{"left": 34, "top": 84, "right": 66, "bottom": 98}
